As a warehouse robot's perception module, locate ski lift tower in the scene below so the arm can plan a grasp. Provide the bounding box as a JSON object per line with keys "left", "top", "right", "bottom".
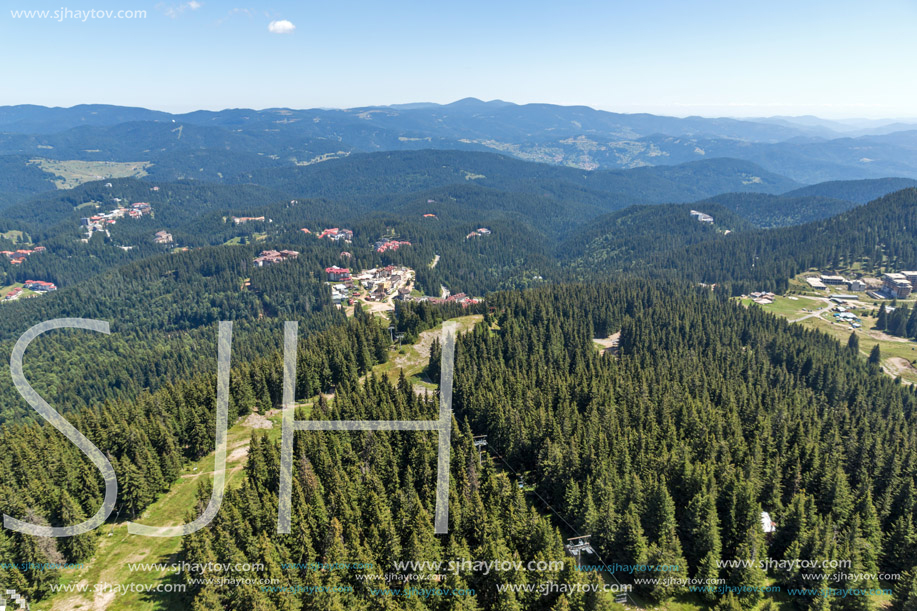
{"left": 565, "top": 535, "right": 594, "bottom": 569}
{"left": 473, "top": 435, "right": 487, "bottom": 466}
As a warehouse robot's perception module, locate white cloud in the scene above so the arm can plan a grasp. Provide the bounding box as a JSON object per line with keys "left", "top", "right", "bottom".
{"left": 158, "top": 1, "right": 202, "bottom": 18}
{"left": 215, "top": 7, "right": 253, "bottom": 25}
{"left": 268, "top": 19, "right": 296, "bottom": 34}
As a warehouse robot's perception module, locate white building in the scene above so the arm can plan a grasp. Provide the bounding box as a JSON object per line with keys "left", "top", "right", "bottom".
{"left": 806, "top": 277, "right": 827, "bottom": 289}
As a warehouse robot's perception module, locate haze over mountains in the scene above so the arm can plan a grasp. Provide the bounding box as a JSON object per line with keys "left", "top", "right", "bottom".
{"left": 2, "top": 99, "right": 917, "bottom": 190}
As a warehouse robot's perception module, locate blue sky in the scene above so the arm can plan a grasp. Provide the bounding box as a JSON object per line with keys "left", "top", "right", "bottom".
{"left": 1, "top": 0, "right": 915, "bottom": 118}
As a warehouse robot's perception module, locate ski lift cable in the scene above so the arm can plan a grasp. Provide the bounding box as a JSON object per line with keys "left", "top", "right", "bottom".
{"left": 479, "top": 436, "right": 630, "bottom": 594}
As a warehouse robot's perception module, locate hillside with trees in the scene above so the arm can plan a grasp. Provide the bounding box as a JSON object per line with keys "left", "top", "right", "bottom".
{"left": 13, "top": 281, "right": 915, "bottom": 609}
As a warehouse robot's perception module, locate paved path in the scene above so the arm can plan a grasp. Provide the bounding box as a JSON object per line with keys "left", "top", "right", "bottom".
{"left": 790, "top": 297, "right": 835, "bottom": 323}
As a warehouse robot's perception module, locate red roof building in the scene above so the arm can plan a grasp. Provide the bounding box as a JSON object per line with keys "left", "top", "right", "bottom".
{"left": 23, "top": 280, "right": 57, "bottom": 292}
{"left": 253, "top": 249, "right": 298, "bottom": 267}
{"left": 375, "top": 240, "right": 411, "bottom": 253}
{"left": 319, "top": 228, "right": 353, "bottom": 241}
{"left": 325, "top": 266, "right": 352, "bottom": 281}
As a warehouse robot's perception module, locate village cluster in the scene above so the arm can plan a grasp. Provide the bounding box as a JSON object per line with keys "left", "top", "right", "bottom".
{"left": 253, "top": 249, "right": 300, "bottom": 267}
{"left": 746, "top": 288, "right": 866, "bottom": 330}
{"left": 1, "top": 245, "right": 45, "bottom": 266}
{"left": 805, "top": 272, "right": 917, "bottom": 300}
{"left": 830, "top": 303, "right": 863, "bottom": 328}
{"left": 374, "top": 237, "right": 411, "bottom": 253}
{"left": 325, "top": 265, "right": 413, "bottom": 305}
{"left": 747, "top": 291, "right": 777, "bottom": 305}
{"left": 324, "top": 264, "right": 480, "bottom": 309}
{"left": 310, "top": 227, "right": 354, "bottom": 242}
{"left": 80, "top": 201, "right": 152, "bottom": 239}
{"left": 426, "top": 292, "right": 482, "bottom": 307}
{"left": 3, "top": 280, "right": 58, "bottom": 303}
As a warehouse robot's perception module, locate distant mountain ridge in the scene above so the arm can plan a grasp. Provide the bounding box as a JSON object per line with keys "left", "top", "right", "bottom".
{"left": 0, "top": 99, "right": 834, "bottom": 140}
{"left": 783, "top": 177, "right": 917, "bottom": 203}
{"left": 1, "top": 100, "right": 916, "bottom": 183}
{"left": 230, "top": 150, "right": 800, "bottom": 209}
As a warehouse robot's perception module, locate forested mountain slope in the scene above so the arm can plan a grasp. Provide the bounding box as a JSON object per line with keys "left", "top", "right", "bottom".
{"left": 0, "top": 243, "right": 348, "bottom": 423}
{"left": 692, "top": 192, "right": 857, "bottom": 228}
{"left": 648, "top": 188, "right": 917, "bottom": 294}
{"left": 234, "top": 151, "right": 799, "bottom": 206}
{"left": 450, "top": 282, "right": 917, "bottom": 608}
{"left": 561, "top": 203, "right": 753, "bottom": 269}
{"left": 23, "top": 280, "right": 909, "bottom": 609}
{"left": 4, "top": 163, "right": 917, "bottom": 609}
{"left": 782, "top": 177, "right": 917, "bottom": 203}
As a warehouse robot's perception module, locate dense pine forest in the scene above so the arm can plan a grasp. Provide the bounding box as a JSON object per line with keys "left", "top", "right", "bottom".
{"left": 455, "top": 282, "right": 917, "bottom": 608}
{"left": 6, "top": 280, "right": 917, "bottom": 609}
{"left": 164, "top": 281, "right": 917, "bottom": 610}
{"left": 647, "top": 188, "right": 917, "bottom": 294}
{"left": 0, "top": 308, "right": 390, "bottom": 600}
{"left": 4, "top": 145, "right": 917, "bottom": 609}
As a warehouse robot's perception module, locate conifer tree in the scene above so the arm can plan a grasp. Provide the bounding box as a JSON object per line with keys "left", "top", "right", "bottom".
{"left": 884, "top": 514, "right": 917, "bottom": 575}
{"left": 55, "top": 491, "right": 96, "bottom": 564}
{"left": 869, "top": 344, "right": 882, "bottom": 365}
{"left": 727, "top": 524, "right": 766, "bottom": 608}
{"left": 892, "top": 566, "right": 917, "bottom": 611}
{"left": 611, "top": 506, "right": 648, "bottom": 568}
{"left": 642, "top": 482, "right": 687, "bottom": 601}
{"left": 877, "top": 304, "right": 888, "bottom": 331}
{"left": 855, "top": 490, "right": 882, "bottom": 573}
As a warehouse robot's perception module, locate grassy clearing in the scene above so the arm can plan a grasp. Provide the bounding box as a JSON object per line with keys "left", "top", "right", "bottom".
{"left": 38, "top": 410, "right": 286, "bottom": 611}
{"left": 30, "top": 159, "right": 151, "bottom": 189}
{"left": 370, "top": 315, "right": 482, "bottom": 388}
{"left": 799, "top": 315, "right": 917, "bottom": 384}
{"left": 0, "top": 283, "right": 37, "bottom": 303}
{"left": 744, "top": 295, "right": 822, "bottom": 319}
{"left": 1, "top": 229, "right": 28, "bottom": 244}
{"left": 223, "top": 234, "right": 267, "bottom": 245}
{"left": 743, "top": 290, "right": 917, "bottom": 385}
